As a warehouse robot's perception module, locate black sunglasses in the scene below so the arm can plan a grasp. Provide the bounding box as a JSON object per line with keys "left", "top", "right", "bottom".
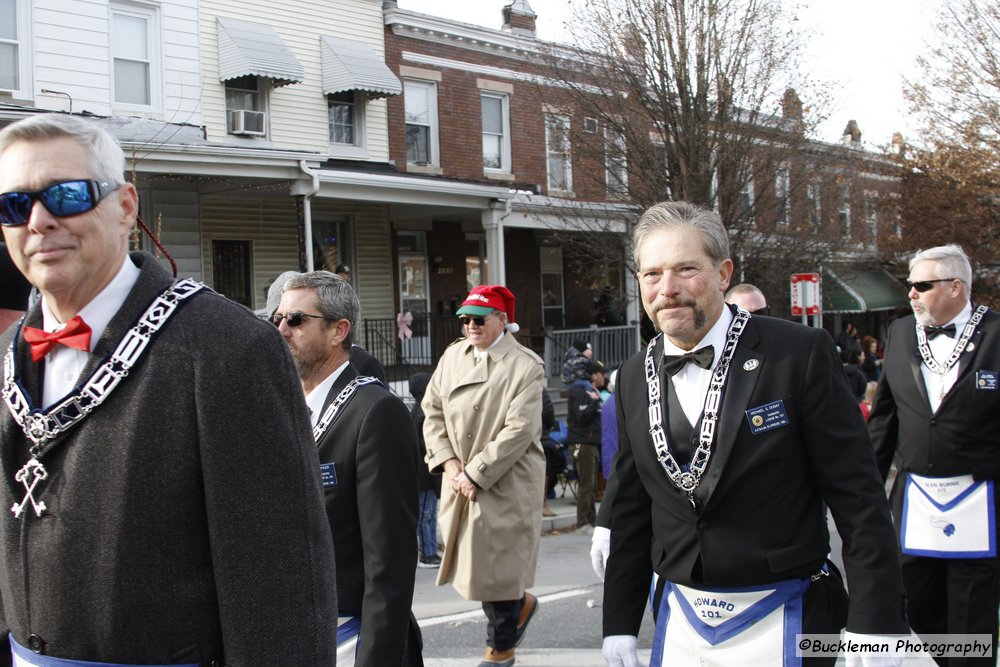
{"left": 272, "top": 311, "right": 327, "bottom": 328}
{"left": 905, "top": 278, "right": 956, "bottom": 293}
{"left": 459, "top": 315, "right": 491, "bottom": 326}
{"left": 0, "top": 179, "right": 121, "bottom": 227}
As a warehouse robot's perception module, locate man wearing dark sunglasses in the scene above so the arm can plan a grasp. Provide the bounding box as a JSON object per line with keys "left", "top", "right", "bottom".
{"left": 870, "top": 244, "right": 1000, "bottom": 660}
{"left": 275, "top": 271, "right": 423, "bottom": 666}
{"left": 0, "top": 114, "right": 338, "bottom": 665}
{"left": 422, "top": 285, "right": 543, "bottom": 667}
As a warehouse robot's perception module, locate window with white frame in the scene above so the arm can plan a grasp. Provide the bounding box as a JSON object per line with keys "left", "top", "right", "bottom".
{"left": 864, "top": 191, "right": 878, "bottom": 241}
{"left": 405, "top": 79, "right": 438, "bottom": 166}
{"left": 225, "top": 76, "right": 268, "bottom": 136}
{"left": 806, "top": 182, "right": 821, "bottom": 230}
{"left": 111, "top": 3, "right": 159, "bottom": 108}
{"left": 545, "top": 113, "right": 572, "bottom": 192}
{"left": 328, "top": 91, "right": 363, "bottom": 146}
{"left": 889, "top": 193, "right": 902, "bottom": 238}
{"left": 838, "top": 185, "right": 851, "bottom": 236}
{"left": 481, "top": 92, "right": 510, "bottom": 173}
{"left": 605, "top": 127, "right": 628, "bottom": 200}
{"left": 775, "top": 166, "right": 789, "bottom": 225}
{"left": 0, "top": 0, "right": 21, "bottom": 92}
{"left": 737, "top": 173, "right": 754, "bottom": 223}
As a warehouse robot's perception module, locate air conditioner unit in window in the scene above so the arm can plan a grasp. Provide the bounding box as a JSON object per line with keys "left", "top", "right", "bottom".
{"left": 228, "top": 110, "right": 266, "bottom": 136}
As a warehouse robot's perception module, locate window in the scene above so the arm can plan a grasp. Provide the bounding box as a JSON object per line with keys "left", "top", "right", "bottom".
{"left": 328, "top": 91, "right": 362, "bottom": 146}
{"left": 737, "top": 174, "right": 754, "bottom": 224}
{"left": 545, "top": 114, "right": 572, "bottom": 192}
{"left": 775, "top": 167, "right": 789, "bottom": 225}
{"left": 605, "top": 127, "right": 628, "bottom": 200}
{"left": 112, "top": 3, "right": 158, "bottom": 108}
{"left": 481, "top": 92, "right": 510, "bottom": 173}
{"left": 806, "top": 182, "right": 821, "bottom": 230}
{"left": 311, "top": 216, "right": 355, "bottom": 275}
{"left": 225, "top": 76, "right": 267, "bottom": 136}
{"left": 864, "top": 191, "right": 878, "bottom": 241}
{"left": 466, "top": 235, "right": 488, "bottom": 290}
{"left": 405, "top": 79, "right": 438, "bottom": 166}
{"left": 0, "top": 0, "right": 19, "bottom": 91}
{"left": 838, "top": 185, "right": 851, "bottom": 237}
{"left": 540, "top": 247, "right": 564, "bottom": 328}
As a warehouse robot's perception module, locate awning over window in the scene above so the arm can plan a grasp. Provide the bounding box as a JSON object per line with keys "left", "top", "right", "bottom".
{"left": 822, "top": 266, "right": 909, "bottom": 313}
{"left": 217, "top": 18, "right": 304, "bottom": 87}
{"left": 320, "top": 36, "right": 402, "bottom": 99}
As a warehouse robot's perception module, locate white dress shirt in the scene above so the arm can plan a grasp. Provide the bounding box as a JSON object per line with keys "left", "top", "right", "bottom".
{"left": 39, "top": 255, "right": 140, "bottom": 408}
{"left": 920, "top": 302, "right": 973, "bottom": 413}
{"left": 662, "top": 306, "right": 734, "bottom": 426}
{"left": 305, "top": 360, "right": 351, "bottom": 428}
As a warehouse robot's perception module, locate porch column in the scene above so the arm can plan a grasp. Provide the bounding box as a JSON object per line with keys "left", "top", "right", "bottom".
{"left": 623, "top": 235, "right": 642, "bottom": 349}
{"left": 481, "top": 204, "right": 507, "bottom": 286}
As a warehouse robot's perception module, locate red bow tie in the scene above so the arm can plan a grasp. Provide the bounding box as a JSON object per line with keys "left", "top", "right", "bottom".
{"left": 22, "top": 315, "right": 93, "bottom": 362}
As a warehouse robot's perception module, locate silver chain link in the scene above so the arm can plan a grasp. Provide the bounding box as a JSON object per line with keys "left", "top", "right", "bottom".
{"left": 915, "top": 305, "right": 986, "bottom": 376}
{"left": 644, "top": 309, "right": 749, "bottom": 501}
{"left": 312, "top": 376, "right": 382, "bottom": 443}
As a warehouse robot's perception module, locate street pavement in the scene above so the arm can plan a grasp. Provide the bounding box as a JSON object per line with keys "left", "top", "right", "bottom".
{"left": 413, "top": 489, "right": 937, "bottom": 667}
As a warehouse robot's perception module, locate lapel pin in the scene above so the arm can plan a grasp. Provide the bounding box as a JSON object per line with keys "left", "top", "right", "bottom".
{"left": 743, "top": 359, "right": 760, "bottom": 371}
{"left": 967, "top": 343, "right": 976, "bottom": 352}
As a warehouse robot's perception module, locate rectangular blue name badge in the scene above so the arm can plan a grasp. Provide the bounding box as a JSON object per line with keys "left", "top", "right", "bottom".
{"left": 976, "top": 370, "right": 998, "bottom": 390}
{"left": 321, "top": 463, "right": 338, "bottom": 488}
{"left": 745, "top": 400, "right": 790, "bottom": 435}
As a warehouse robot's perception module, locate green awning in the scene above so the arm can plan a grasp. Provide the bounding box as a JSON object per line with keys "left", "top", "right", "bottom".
{"left": 822, "top": 266, "right": 909, "bottom": 313}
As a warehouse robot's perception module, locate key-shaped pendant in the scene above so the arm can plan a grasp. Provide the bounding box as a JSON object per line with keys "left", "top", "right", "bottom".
{"left": 12, "top": 458, "right": 48, "bottom": 518}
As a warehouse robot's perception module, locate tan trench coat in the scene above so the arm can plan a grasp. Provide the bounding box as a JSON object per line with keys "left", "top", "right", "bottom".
{"left": 422, "top": 332, "right": 545, "bottom": 601}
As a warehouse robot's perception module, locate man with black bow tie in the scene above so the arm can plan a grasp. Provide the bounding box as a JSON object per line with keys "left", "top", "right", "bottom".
{"left": 870, "top": 244, "right": 1000, "bottom": 665}
{"left": 601, "top": 201, "right": 907, "bottom": 667}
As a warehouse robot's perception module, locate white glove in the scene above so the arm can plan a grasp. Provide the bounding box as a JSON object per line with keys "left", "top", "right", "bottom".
{"left": 842, "top": 632, "right": 904, "bottom": 667}
{"left": 591, "top": 526, "right": 611, "bottom": 581}
{"left": 602, "top": 635, "right": 639, "bottom": 667}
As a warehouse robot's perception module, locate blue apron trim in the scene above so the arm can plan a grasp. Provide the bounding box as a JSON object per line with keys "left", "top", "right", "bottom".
{"left": 901, "top": 476, "right": 997, "bottom": 558}
{"left": 336, "top": 617, "right": 362, "bottom": 646}
{"left": 650, "top": 578, "right": 808, "bottom": 667}
{"left": 10, "top": 635, "right": 197, "bottom": 667}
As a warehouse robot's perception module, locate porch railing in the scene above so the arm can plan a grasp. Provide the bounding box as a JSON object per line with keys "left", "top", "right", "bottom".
{"left": 543, "top": 324, "right": 641, "bottom": 378}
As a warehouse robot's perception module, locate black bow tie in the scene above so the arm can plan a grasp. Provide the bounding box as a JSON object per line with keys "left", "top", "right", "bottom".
{"left": 924, "top": 323, "right": 956, "bottom": 339}
{"left": 662, "top": 346, "right": 715, "bottom": 376}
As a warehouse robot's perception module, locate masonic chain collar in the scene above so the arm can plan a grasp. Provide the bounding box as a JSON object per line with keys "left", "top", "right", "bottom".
{"left": 644, "top": 308, "right": 749, "bottom": 508}
{"left": 312, "top": 376, "right": 383, "bottom": 443}
{"left": 2, "top": 279, "right": 204, "bottom": 518}
{"left": 915, "top": 305, "right": 986, "bottom": 376}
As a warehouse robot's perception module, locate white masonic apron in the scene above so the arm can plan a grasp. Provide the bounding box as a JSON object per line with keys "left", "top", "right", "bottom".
{"left": 901, "top": 473, "right": 996, "bottom": 558}
{"left": 649, "top": 577, "right": 810, "bottom": 667}
{"left": 10, "top": 635, "right": 197, "bottom": 667}
{"left": 336, "top": 616, "right": 361, "bottom": 667}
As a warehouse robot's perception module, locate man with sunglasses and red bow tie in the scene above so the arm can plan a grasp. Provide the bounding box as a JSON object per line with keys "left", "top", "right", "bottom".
{"left": 0, "top": 114, "right": 338, "bottom": 665}
{"left": 422, "top": 285, "right": 544, "bottom": 667}
{"left": 870, "top": 244, "right": 1000, "bottom": 664}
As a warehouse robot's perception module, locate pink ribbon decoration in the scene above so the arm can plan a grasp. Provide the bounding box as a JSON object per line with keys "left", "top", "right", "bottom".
{"left": 397, "top": 311, "right": 413, "bottom": 341}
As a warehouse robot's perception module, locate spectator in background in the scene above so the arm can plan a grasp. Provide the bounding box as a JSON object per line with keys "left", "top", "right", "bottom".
{"left": 541, "top": 385, "right": 561, "bottom": 518}
{"left": 600, "top": 369, "right": 619, "bottom": 483}
{"left": 410, "top": 372, "right": 442, "bottom": 569}
{"left": 860, "top": 381, "right": 877, "bottom": 422}
{"left": 836, "top": 321, "right": 862, "bottom": 354}
{"left": 561, "top": 338, "right": 593, "bottom": 386}
{"left": 842, "top": 348, "right": 868, "bottom": 402}
{"left": 861, "top": 335, "right": 882, "bottom": 382}
{"left": 335, "top": 263, "right": 352, "bottom": 283}
{"left": 0, "top": 243, "right": 32, "bottom": 330}
{"left": 568, "top": 359, "right": 606, "bottom": 532}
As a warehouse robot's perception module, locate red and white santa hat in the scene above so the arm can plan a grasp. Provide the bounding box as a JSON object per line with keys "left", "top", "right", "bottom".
{"left": 456, "top": 285, "right": 520, "bottom": 333}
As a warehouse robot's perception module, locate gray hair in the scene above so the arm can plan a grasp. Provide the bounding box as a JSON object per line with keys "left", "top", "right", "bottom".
{"left": 0, "top": 113, "right": 125, "bottom": 184}
{"left": 725, "top": 283, "right": 764, "bottom": 300}
{"left": 283, "top": 271, "right": 361, "bottom": 348}
{"left": 909, "top": 244, "right": 973, "bottom": 291}
{"left": 632, "top": 201, "right": 730, "bottom": 267}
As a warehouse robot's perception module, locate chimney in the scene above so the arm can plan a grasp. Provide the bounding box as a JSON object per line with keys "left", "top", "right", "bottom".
{"left": 502, "top": 1, "right": 537, "bottom": 37}
{"left": 842, "top": 120, "right": 861, "bottom": 148}
{"left": 891, "top": 132, "right": 906, "bottom": 158}
{"left": 781, "top": 88, "right": 803, "bottom": 123}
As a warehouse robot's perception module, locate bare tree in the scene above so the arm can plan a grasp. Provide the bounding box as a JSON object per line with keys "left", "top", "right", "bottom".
{"left": 526, "top": 0, "right": 856, "bottom": 317}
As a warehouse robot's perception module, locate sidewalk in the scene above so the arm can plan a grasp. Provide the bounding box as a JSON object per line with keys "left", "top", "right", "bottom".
{"left": 540, "top": 487, "right": 586, "bottom": 534}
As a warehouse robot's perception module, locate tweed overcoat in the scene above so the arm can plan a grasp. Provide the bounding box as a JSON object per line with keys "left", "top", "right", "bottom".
{"left": 0, "top": 252, "right": 338, "bottom": 666}
{"left": 422, "top": 332, "right": 544, "bottom": 601}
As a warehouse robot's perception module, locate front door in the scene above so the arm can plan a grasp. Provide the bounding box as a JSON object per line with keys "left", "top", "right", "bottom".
{"left": 398, "top": 253, "right": 430, "bottom": 364}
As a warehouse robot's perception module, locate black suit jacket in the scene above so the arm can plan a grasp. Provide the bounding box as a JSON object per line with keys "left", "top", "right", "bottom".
{"left": 869, "top": 308, "right": 1000, "bottom": 483}
{"left": 317, "top": 364, "right": 421, "bottom": 666}
{"left": 603, "top": 308, "right": 907, "bottom": 637}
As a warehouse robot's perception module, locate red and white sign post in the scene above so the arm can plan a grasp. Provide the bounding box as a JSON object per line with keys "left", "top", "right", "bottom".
{"left": 790, "top": 273, "right": 822, "bottom": 327}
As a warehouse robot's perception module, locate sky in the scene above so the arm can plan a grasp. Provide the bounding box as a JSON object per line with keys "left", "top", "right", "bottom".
{"left": 395, "top": 0, "right": 943, "bottom": 150}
